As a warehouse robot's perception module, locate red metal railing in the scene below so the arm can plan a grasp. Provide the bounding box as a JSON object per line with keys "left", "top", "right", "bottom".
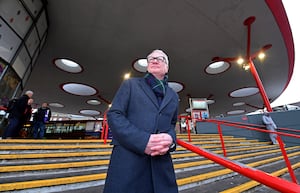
{"left": 202, "top": 118, "right": 299, "bottom": 184}
{"left": 103, "top": 114, "right": 300, "bottom": 191}
{"left": 0, "top": 106, "right": 7, "bottom": 111}
{"left": 177, "top": 139, "right": 300, "bottom": 193}
{"left": 177, "top": 116, "right": 300, "bottom": 190}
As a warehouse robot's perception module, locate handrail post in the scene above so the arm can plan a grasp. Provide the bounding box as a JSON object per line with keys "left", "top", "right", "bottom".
{"left": 217, "top": 123, "right": 227, "bottom": 157}
{"left": 186, "top": 117, "right": 191, "bottom": 142}
{"left": 100, "top": 121, "right": 105, "bottom": 139}
{"left": 101, "top": 111, "right": 109, "bottom": 144}
{"left": 276, "top": 135, "right": 298, "bottom": 184}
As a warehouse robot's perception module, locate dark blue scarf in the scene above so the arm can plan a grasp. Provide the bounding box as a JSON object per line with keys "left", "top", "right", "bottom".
{"left": 144, "top": 73, "right": 168, "bottom": 105}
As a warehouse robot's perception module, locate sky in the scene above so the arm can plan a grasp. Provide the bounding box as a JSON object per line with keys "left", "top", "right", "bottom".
{"left": 270, "top": 1, "right": 299, "bottom": 107}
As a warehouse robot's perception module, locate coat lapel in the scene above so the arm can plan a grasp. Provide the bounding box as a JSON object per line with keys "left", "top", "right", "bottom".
{"left": 159, "top": 87, "right": 174, "bottom": 111}
{"left": 138, "top": 78, "right": 160, "bottom": 109}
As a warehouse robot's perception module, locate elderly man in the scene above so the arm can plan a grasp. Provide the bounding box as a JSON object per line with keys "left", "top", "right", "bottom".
{"left": 104, "top": 49, "right": 179, "bottom": 193}
{"left": 2, "top": 90, "right": 34, "bottom": 139}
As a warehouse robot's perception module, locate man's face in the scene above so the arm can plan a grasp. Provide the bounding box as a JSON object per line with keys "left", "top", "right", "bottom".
{"left": 147, "top": 51, "right": 168, "bottom": 77}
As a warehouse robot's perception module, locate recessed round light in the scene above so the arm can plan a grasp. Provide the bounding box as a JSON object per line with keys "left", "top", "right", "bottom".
{"left": 206, "top": 61, "right": 230, "bottom": 74}
{"left": 185, "top": 108, "right": 191, "bottom": 113}
{"left": 49, "top": 103, "right": 64, "bottom": 108}
{"left": 206, "top": 99, "right": 215, "bottom": 104}
{"left": 62, "top": 83, "right": 97, "bottom": 96}
{"left": 133, "top": 59, "right": 148, "bottom": 72}
{"left": 233, "top": 102, "right": 245, "bottom": 106}
{"left": 168, "top": 82, "right": 184, "bottom": 93}
{"left": 87, "top": 99, "right": 101, "bottom": 105}
{"left": 80, "top": 109, "right": 100, "bottom": 116}
{"left": 54, "top": 58, "right": 83, "bottom": 73}
{"left": 227, "top": 110, "right": 245, "bottom": 115}
{"left": 230, "top": 87, "right": 259, "bottom": 98}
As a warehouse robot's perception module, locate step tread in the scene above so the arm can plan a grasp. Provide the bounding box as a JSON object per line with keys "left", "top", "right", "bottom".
{"left": 0, "top": 134, "right": 298, "bottom": 193}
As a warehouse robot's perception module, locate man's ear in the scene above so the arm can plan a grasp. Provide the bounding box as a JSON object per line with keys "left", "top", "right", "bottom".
{"left": 165, "top": 64, "right": 169, "bottom": 74}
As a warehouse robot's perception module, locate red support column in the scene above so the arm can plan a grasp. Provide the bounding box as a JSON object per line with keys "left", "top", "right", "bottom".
{"left": 248, "top": 59, "right": 273, "bottom": 112}
{"left": 244, "top": 16, "right": 273, "bottom": 112}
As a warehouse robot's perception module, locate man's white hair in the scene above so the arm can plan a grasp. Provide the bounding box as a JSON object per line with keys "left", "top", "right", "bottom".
{"left": 147, "top": 49, "right": 169, "bottom": 65}
{"left": 25, "top": 90, "right": 34, "bottom": 96}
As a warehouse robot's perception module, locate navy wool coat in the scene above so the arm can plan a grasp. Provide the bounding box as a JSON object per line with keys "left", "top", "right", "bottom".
{"left": 104, "top": 77, "right": 179, "bottom": 193}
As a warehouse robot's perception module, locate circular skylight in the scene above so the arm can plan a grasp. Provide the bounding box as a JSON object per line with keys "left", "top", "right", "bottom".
{"left": 205, "top": 61, "right": 230, "bottom": 74}
{"left": 54, "top": 58, "right": 83, "bottom": 73}
{"left": 49, "top": 103, "right": 64, "bottom": 108}
{"left": 230, "top": 87, "right": 259, "bottom": 98}
{"left": 79, "top": 109, "right": 101, "bottom": 116}
{"left": 62, "top": 82, "right": 97, "bottom": 96}
{"left": 233, "top": 102, "right": 245, "bottom": 106}
{"left": 87, "top": 99, "right": 101, "bottom": 105}
{"left": 168, "top": 81, "right": 184, "bottom": 93}
{"left": 227, "top": 109, "right": 245, "bottom": 115}
{"left": 133, "top": 58, "right": 148, "bottom": 72}
{"left": 206, "top": 99, "right": 215, "bottom": 104}
{"left": 185, "top": 108, "right": 191, "bottom": 113}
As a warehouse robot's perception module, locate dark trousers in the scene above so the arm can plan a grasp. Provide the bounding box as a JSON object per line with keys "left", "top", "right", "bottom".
{"left": 33, "top": 121, "right": 46, "bottom": 139}
{"left": 2, "top": 117, "right": 21, "bottom": 139}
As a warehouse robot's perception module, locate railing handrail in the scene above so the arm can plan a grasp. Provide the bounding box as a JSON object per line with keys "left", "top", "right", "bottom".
{"left": 206, "top": 118, "right": 300, "bottom": 134}
{"left": 201, "top": 118, "right": 299, "bottom": 183}
{"left": 177, "top": 139, "right": 300, "bottom": 193}
{"left": 177, "top": 116, "right": 300, "bottom": 188}
{"left": 203, "top": 119, "right": 300, "bottom": 139}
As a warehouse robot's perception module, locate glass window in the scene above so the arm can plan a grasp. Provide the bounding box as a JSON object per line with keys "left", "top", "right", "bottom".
{"left": 0, "top": 59, "right": 21, "bottom": 106}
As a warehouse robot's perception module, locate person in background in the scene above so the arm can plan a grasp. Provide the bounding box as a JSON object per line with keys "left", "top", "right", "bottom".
{"left": 19, "top": 98, "right": 34, "bottom": 138}
{"left": 262, "top": 111, "right": 278, "bottom": 145}
{"left": 103, "top": 49, "right": 179, "bottom": 193}
{"left": 33, "top": 102, "right": 51, "bottom": 139}
{"left": 2, "top": 90, "right": 34, "bottom": 139}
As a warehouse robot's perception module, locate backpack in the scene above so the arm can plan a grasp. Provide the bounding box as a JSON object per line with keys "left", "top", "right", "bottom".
{"left": 6, "top": 98, "right": 18, "bottom": 113}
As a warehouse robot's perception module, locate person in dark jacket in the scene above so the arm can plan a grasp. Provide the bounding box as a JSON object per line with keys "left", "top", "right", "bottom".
{"left": 2, "top": 90, "right": 34, "bottom": 139}
{"left": 19, "top": 98, "right": 34, "bottom": 138}
{"left": 103, "top": 49, "right": 179, "bottom": 193}
{"left": 33, "top": 102, "right": 51, "bottom": 139}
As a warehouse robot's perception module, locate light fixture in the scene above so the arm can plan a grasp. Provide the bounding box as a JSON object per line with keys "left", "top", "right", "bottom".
{"left": 227, "top": 110, "right": 245, "bottom": 115}
{"left": 87, "top": 99, "right": 101, "bottom": 105}
{"left": 133, "top": 58, "right": 148, "bottom": 72}
{"left": 79, "top": 109, "right": 101, "bottom": 116}
{"left": 233, "top": 102, "right": 245, "bottom": 106}
{"left": 206, "top": 99, "right": 215, "bottom": 105}
{"left": 61, "top": 82, "right": 97, "bottom": 96}
{"left": 258, "top": 52, "right": 266, "bottom": 60}
{"left": 124, "top": 73, "right": 131, "bottom": 79}
{"left": 54, "top": 58, "right": 83, "bottom": 73}
{"left": 205, "top": 61, "right": 230, "bottom": 74}
{"left": 168, "top": 81, "right": 184, "bottom": 93}
{"left": 211, "top": 16, "right": 273, "bottom": 112}
{"left": 49, "top": 103, "right": 64, "bottom": 108}
{"left": 243, "top": 64, "right": 250, "bottom": 71}
{"left": 236, "top": 57, "right": 244, "bottom": 65}
{"left": 230, "top": 87, "right": 259, "bottom": 98}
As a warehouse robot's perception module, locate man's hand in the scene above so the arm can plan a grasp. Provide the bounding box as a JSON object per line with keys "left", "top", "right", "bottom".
{"left": 144, "top": 133, "right": 173, "bottom": 156}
